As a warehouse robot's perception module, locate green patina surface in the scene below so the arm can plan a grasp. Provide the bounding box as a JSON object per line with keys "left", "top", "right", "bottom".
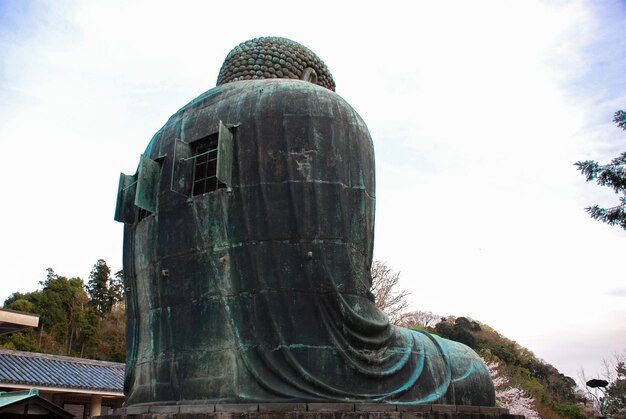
{"left": 115, "top": 37, "right": 495, "bottom": 407}
{"left": 0, "top": 389, "right": 39, "bottom": 407}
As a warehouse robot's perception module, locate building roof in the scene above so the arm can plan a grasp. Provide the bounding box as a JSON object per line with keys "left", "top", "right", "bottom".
{"left": 0, "top": 308, "right": 39, "bottom": 335}
{"left": 0, "top": 388, "right": 73, "bottom": 418}
{"left": 0, "top": 388, "right": 41, "bottom": 407}
{"left": 0, "top": 349, "right": 124, "bottom": 396}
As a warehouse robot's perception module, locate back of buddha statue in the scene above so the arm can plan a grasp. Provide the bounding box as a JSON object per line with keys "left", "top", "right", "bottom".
{"left": 115, "top": 37, "right": 494, "bottom": 407}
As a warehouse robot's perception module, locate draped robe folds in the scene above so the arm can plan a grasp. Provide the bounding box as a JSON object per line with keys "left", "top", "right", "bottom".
{"left": 122, "top": 79, "right": 495, "bottom": 406}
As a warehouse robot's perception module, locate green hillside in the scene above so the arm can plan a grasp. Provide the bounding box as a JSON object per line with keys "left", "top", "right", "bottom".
{"left": 425, "top": 316, "right": 585, "bottom": 419}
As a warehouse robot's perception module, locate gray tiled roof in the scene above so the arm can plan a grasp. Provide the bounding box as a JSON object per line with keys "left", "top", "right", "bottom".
{"left": 0, "top": 349, "right": 124, "bottom": 394}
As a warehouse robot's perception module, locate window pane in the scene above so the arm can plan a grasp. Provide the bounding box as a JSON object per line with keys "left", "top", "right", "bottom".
{"left": 192, "top": 133, "right": 225, "bottom": 196}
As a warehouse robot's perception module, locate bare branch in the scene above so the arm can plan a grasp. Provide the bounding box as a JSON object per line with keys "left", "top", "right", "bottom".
{"left": 400, "top": 310, "right": 442, "bottom": 328}
{"left": 371, "top": 261, "right": 412, "bottom": 325}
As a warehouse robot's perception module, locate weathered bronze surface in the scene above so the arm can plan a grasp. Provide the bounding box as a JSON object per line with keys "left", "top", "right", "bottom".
{"left": 115, "top": 37, "right": 495, "bottom": 407}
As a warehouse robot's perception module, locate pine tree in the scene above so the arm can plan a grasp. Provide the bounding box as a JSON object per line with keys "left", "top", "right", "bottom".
{"left": 575, "top": 110, "right": 626, "bottom": 230}
{"left": 86, "top": 259, "right": 123, "bottom": 319}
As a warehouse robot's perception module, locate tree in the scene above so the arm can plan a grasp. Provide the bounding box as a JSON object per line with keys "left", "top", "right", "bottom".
{"left": 0, "top": 269, "right": 91, "bottom": 355}
{"left": 575, "top": 110, "right": 626, "bottom": 230}
{"left": 3, "top": 293, "right": 38, "bottom": 316}
{"left": 400, "top": 310, "right": 441, "bottom": 329}
{"left": 98, "top": 304, "right": 126, "bottom": 362}
{"left": 86, "top": 259, "right": 123, "bottom": 319}
{"left": 370, "top": 261, "right": 411, "bottom": 325}
{"left": 485, "top": 359, "right": 541, "bottom": 419}
{"left": 434, "top": 316, "right": 481, "bottom": 348}
{"left": 606, "top": 356, "right": 626, "bottom": 418}
{"left": 581, "top": 350, "right": 626, "bottom": 418}
{"left": 1, "top": 263, "right": 126, "bottom": 361}
{"left": 38, "top": 268, "right": 89, "bottom": 355}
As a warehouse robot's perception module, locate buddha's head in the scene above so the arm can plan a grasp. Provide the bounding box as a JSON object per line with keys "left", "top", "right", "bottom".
{"left": 216, "top": 36, "right": 336, "bottom": 91}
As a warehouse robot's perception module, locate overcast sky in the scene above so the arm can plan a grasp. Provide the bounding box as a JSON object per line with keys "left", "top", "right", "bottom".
{"left": 1, "top": 0, "right": 625, "bottom": 383}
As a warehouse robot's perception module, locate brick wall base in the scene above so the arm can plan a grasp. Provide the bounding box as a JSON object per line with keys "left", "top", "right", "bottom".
{"left": 96, "top": 403, "right": 524, "bottom": 419}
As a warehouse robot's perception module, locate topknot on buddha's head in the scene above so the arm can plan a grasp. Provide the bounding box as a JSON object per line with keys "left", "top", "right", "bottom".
{"left": 216, "top": 37, "right": 336, "bottom": 91}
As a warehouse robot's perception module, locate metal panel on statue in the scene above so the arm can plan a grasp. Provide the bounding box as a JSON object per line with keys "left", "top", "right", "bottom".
{"left": 217, "top": 121, "right": 234, "bottom": 191}
{"left": 114, "top": 173, "right": 136, "bottom": 224}
{"left": 134, "top": 155, "right": 159, "bottom": 213}
{"left": 171, "top": 139, "right": 193, "bottom": 197}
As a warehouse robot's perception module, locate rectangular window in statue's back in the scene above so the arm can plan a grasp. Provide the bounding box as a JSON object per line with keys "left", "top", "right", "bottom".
{"left": 192, "top": 134, "right": 225, "bottom": 196}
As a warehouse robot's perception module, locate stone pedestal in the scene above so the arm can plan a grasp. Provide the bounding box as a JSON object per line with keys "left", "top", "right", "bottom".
{"left": 96, "top": 403, "right": 523, "bottom": 419}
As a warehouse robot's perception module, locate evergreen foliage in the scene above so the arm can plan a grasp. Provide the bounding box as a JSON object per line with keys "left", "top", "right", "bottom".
{"left": 606, "top": 358, "right": 626, "bottom": 416}
{"left": 426, "top": 316, "right": 585, "bottom": 418}
{"left": 86, "top": 259, "right": 123, "bottom": 319}
{"left": 583, "top": 352, "right": 626, "bottom": 418}
{"left": 0, "top": 261, "right": 125, "bottom": 361}
{"left": 575, "top": 110, "right": 626, "bottom": 230}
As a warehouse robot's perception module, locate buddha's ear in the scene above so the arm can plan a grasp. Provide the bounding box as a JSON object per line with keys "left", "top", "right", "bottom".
{"left": 301, "top": 67, "right": 318, "bottom": 84}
